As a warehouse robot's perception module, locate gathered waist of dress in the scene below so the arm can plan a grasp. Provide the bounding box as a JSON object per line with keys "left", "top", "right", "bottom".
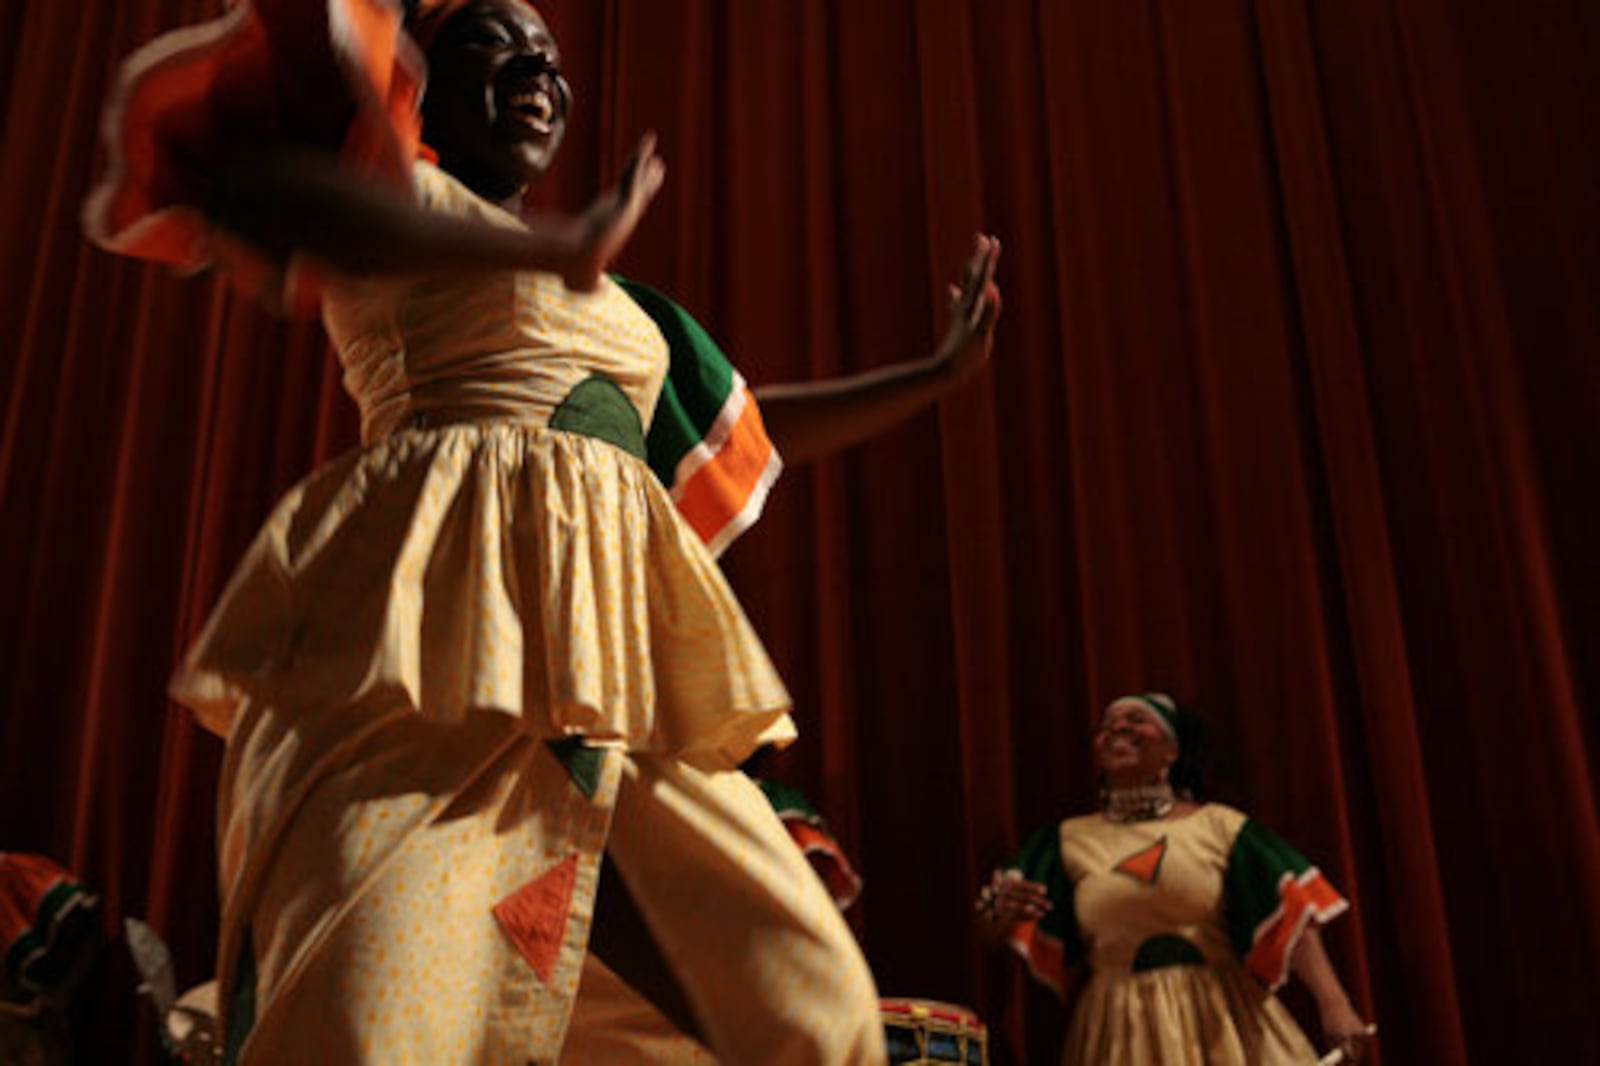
{"left": 375, "top": 374, "right": 651, "bottom": 462}
{"left": 360, "top": 376, "right": 555, "bottom": 441}
{"left": 399, "top": 403, "right": 551, "bottom": 433}
{"left": 1089, "top": 926, "right": 1234, "bottom": 974}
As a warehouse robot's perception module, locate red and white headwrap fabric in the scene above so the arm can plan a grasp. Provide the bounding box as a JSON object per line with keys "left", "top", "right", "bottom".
{"left": 83, "top": 0, "right": 440, "bottom": 310}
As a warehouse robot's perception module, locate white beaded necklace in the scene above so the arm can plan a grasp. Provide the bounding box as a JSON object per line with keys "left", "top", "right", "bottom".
{"left": 1103, "top": 781, "right": 1176, "bottom": 823}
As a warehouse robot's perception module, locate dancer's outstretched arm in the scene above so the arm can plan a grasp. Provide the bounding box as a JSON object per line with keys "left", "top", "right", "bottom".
{"left": 755, "top": 235, "right": 1002, "bottom": 465}
{"left": 206, "top": 134, "right": 664, "bottom": 290}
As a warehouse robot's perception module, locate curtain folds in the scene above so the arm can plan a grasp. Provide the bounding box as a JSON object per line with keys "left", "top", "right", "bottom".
{"left": 1, "top": 1, "right": 1594, "bottom": 1062}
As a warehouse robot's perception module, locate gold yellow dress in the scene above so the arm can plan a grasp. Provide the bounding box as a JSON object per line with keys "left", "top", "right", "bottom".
{"left": 85, "top": 1, "right": 885, "bottom": 1056}
{"left": 152, "top": 161, "right": 879, "bottom": 1065}
{"left": 1006, "top": 804, "right": 1348, "bottom": 1066}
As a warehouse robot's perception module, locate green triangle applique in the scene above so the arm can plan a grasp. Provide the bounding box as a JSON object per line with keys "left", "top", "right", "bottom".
{"left": 546, "top": 738, "right": 604, "bottom": 799}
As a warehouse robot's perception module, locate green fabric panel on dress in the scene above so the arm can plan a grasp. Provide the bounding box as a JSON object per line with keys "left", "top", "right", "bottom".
{"left": 546, "top": 738, "right": 606, "bottom": 799}
{"left": 1132, "top": 934, "right": 1207, "bottom": 972}
{"left": 547, "top": 374, "right": 646, "bottom": 460}
{"left": 1007, "top": 824, "right": 1085, "bottom": 967}
{"left": 221, "top": 926, "right": 257, "bottom": 1066}
{"left": 613, "top": 277, "right": 738, "bottom": 489}
{"left": 756, "top": 778, "right": 821, "bottom": 822}
{"left": 1223, "top": 818, "right": 1316, "bottom": 956}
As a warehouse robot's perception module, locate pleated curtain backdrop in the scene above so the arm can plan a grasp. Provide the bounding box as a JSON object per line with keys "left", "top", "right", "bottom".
{"left": 1, "top": 1, "right": 1595, "bottom": 1062}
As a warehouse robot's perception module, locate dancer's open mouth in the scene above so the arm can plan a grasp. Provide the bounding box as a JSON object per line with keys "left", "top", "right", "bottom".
{"left": 503, "top": 84, "right": 557, "bottom": 134}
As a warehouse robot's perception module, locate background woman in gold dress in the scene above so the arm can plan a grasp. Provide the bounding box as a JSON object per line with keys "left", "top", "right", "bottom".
{"left": 979, "top": 694, "right": 1373, "bottom": 1065}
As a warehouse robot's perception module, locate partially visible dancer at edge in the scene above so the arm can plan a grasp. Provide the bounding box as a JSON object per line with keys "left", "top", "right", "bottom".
{"left": 977, "top": 693, "right": 1375, "bottom": 1065}
{"left": 0, "top": 853, "right": 103, "bottom": 1066}
{"left": 742, "top": 745, "right": 865, "bottom": 913}
{"left": 83, "top": 1, "right": 1002, "bottom": 1062}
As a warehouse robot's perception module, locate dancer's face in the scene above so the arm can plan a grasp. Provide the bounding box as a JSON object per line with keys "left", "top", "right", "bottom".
{"left": 422, "top": 0, "right": 571, "bottom": 201}
{"left": 1093, "top": 702, "right": 1178, "bottom": 786}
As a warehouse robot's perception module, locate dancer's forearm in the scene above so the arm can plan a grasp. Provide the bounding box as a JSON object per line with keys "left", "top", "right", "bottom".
{"left": 755, "top": 355, "right": 957, "bottom": 465}
{"left": 756, "top": 234, "right": 1002, "bottom": 465}
{"left": 208, "top": 149, "right": 586, "bottom": 277}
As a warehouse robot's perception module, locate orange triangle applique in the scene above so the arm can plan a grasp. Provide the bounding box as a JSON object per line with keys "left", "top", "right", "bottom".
{"left": 492, "top": 854, "right": 579, "bottom": 983}
{"left": 1113, "top": 837, "right": 1168, "bottom": 885}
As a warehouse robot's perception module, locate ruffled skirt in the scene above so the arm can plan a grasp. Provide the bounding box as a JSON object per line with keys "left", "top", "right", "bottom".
{"left": 173, "top": 420, "right": 794, "bottom": 763}
{"left": 1064, "top": 963, "right": 1319, "bottom": 1066}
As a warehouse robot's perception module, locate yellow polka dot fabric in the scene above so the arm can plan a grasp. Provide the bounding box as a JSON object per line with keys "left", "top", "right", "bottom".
{"left": 603, "top": 756, "right": 886, "bottom": 1065}
{"left": 172, "top": 161, "right": 795, "bottom": 765}
{"left": 213, "top": 706, "right": 885, "bottom": 1064}
{"left": 326, "top": 162, "right": 674, "bottom": 445}
{"left": 174, "top": 160, "right": 839, "bottom": 1062}
{"left": 218, "top": 702, "right": 620, "bottom": 1064}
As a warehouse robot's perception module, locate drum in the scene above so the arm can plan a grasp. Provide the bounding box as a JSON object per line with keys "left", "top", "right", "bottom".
{"left": 879, "top": 998, "right": 988, "bottom": 1065}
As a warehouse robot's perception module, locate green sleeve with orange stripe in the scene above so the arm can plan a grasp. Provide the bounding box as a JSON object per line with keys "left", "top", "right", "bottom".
{"left": 617, "top": 278, "right": 782, "bottom": 557}
{"left": 1224, "top": 819, "right": 1350, "bottom": 991}
{"left": 755, "top": 778, "right": 864, "bottom": 910}
{"left": 1003, "top": 824, "right": 1084, "bottom": 1000}
{"left": 0, "top": 852, "right": 100, "bottom": 995}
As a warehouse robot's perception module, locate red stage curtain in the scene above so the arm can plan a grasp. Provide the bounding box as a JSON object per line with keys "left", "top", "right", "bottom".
{"left": 1, "top": 1, "right": 1595, "bottom": 1062}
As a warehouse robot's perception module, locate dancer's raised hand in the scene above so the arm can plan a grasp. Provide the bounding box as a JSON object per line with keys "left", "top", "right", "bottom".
{"left": 932, "top": 234, "right": 1003, "bottom": 384}
{"left": 562, "top": 132, "right": 667, "bottom": 292}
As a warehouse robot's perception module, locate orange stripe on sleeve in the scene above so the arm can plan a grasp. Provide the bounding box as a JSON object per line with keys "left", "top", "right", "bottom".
{"left": 674, "top": 390, "right": 775, "bottom": 544}
{"left": 1009, "top": 919, "right": 1070, "bottom": 1000}
{"left": 1247, "top": 870, "right": 1348, "bottom": 989}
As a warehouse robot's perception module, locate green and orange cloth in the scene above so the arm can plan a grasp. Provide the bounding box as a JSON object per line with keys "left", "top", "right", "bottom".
{"left": 0, "top": 853, "right": 99, "bottom": 997}
{"left": 756, "top": 780, "right": 863, "bottom": 911}
{"left": 621, "top": 280, "right": 782, "bottom": 555}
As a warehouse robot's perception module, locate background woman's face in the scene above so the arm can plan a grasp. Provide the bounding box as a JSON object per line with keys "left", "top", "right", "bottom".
{"left": 421, "top": 0, "right": 571, "bottom": 197}
{"left": 1094, "top": 702, "right": 1178, "bottom": 785}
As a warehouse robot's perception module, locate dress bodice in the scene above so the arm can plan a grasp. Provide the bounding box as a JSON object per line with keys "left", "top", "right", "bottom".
{"left": 1058, "top": 804, "right": 1246, "bottom": 972}
{"left": 320, "top": 161, "right": 669, "bottom": 444}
